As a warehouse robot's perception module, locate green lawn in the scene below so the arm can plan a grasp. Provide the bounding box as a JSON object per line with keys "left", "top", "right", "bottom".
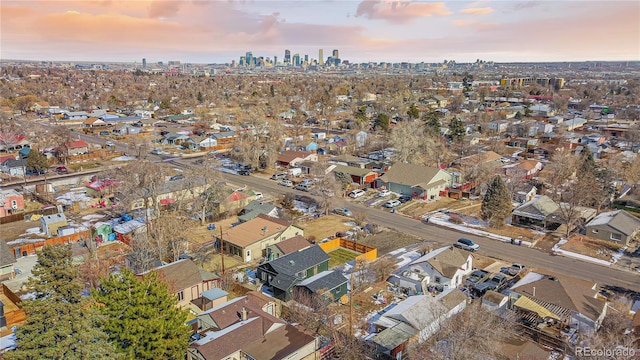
{"left": 328, "top": 248, "right": 360, "bottom": 268}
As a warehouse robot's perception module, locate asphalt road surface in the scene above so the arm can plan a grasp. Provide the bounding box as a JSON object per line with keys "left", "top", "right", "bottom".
{"left": 217, "top": 170, "right": 640, "bottom": 293}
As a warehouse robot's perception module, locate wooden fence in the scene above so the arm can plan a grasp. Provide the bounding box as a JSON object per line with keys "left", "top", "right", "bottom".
{"left": 1, "top": 284, "right": 26, "bottom": 326}
{"left": 0, "top": 206, "right": 59, "bottom": 225}
{"left": 11, "top": 229, "right": 92, "bottom": 257}
{"left": 319, "top": 238, "right": 377, "bottom": 262}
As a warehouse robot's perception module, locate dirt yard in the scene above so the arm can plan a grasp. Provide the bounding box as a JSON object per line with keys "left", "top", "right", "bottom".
{"left": 358, "top": 229, "right": 423, "bottom": 255}
{"left": 560, "top": 235, "right": 624, "bottom": 261}
{"left": 298, "top": 215, "right": 353, "bottom": 241}
{"left": 484, "top": 225, "right": 542, "bottom": 243}
{"left": 400, "top": 198, "right": 482, "bottom": 218}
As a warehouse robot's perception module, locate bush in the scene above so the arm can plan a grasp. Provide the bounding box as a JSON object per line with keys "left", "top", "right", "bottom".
{"left": 449, "top": 214, "right": 464, "bottom": 224}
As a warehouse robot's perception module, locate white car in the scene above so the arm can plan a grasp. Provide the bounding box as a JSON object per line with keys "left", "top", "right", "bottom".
{"left": 348, "top": 189, "right": 366, "bottom": 198}
{"left": 378, "top": 189, "right": 391, "bottom": 197}
{"left": 278, "top": 179, "right": 293, "bottom": 187}
{"left": 254, "top": 192, "right": 263, "bottom": 200}
{"left": 383, "top": 199, "right": 401, "bottom": 208}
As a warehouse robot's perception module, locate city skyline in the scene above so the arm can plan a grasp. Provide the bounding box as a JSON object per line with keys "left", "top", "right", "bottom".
{"left": 1, "top": 1, "right": 639, "bottom": 64}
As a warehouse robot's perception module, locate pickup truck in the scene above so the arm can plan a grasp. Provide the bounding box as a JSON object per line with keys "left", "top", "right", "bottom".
{"left": 473, "top": 273, "right": 507, "bottom": 296}
{"left": 464, "top": 269, "right": 489, "bottom": 288}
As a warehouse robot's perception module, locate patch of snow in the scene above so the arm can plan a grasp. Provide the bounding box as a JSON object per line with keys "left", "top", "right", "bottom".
{"left": 552, "top": 239, "right": 611, "bottom": 266}
{"left": 56, "top": 191, "right": 93, "bottom": 205}
{"left": 7, "top": 238, "right": 45, "bottom": 245}
{"left": 81, "top": 214, "right": 105, "bottom": 220}
{"left": 425, "top": 212, "right": 532, "bottom": 247}
{"left": 388, "top": 248, "right": 406, "bottom": 255}
{"left": 611, "top": 247, "right": 626, "bottom": 264}
{"left": 395, "top": 250, "right": 421, "bottom": 268}
{"left": 23, "top": 227, "right": 43, "bottom": 235}
{"left": 343, "top": 221, "right": 357, "bottom": 227}
{"left": 111, "top": 156, "right": 137, "bottom": 161}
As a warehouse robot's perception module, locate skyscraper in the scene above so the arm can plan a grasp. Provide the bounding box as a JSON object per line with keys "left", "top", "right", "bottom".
{"left": 245, "top": 51, "right": 253, "bottom": 67}
{"left": 332, "top": 49, "right": 339, "bottom": 59}
{"left": 318, "top": 49, "right": 324, "bottom": 65}
{"left": 142, "top": 58, "right": 147, "bottom": 69}
{"left": 304, "top": 54, "right": 309, "bottom": 64}
{"left": 284, "top": 49, "right": 291, "bottom": 65}
{"left": 273, "top": 56, "right": 278, "bottom": 66}
{"left": 293, "top": 54, "right": 300, "bottom": 67}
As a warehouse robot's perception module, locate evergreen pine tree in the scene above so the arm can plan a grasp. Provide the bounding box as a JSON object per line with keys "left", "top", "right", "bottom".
{"left": 576, "top": 148, "right": 597, "bottom": 179}
{"left": 374, "top": 113, "right": 390, "bottom": 130}
{"left": 407, "top": 103, "right": 419, "bottom": 119}
{"left": 448, "top": 117, "right": 466, "bottom": 144}
{"left": 25, "top": 149, "right": 48, "bottom": 174}
{"left": 6, "top": 245, "right": 119, "bottom": 360}
{"left": 481, "top": 176, "right": 512, "bottom": 228}
{"left": 92, "top": 269, "right": 191, "bottom": 360}
{"left": 422, "top": 110, "right": 441, "bottom": 136}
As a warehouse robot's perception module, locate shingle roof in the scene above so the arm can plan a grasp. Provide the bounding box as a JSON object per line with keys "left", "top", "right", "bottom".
{"left": 295, "top": 270, "right": 348, "bottom": 293}
{"left": 370, "top": 322, "right": 417, "bottom": 351}
{"left": 264, "top": 245, "right": 329, "bottom": 277}
{"left": 410, "top": 246, "right": 468, "bottom": 278}
{"left": 276, "top": 150, "right": 315, "bottom": 164}
{"left": 332, "top": 164, "right": 378, "bottom": 178}
{"left": 141, "top": 258, "right": 215, "bottom": 293}
{"left": 274, "top": 235, "right": 312, "bottom": 255}
{"left": 241, "top": 324, "right": 316, "bottom": 360}
{"left": 586, "top": 210, "right": 640, "bottom": 236}
{"left": 0, "top": 240, "right": 16, "bottom": 267}
{"left": 512, "top": 274, "right": 605, "bottom": 321}
{"left": 222, "top": 214, "right": 292, "bottom": 248}
{"left": 378, "top": 163, "right": 448, "bottom": 187}
{"left": 512, "top": 195, "right": 560, "bottom": 221}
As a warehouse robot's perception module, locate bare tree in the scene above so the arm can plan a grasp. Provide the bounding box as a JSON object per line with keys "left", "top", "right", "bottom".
{"left": 389, "top": 121, "right": 424, "bottom": 163}
{"left": 369, "top": 257, "right": 398, "bottom": 282}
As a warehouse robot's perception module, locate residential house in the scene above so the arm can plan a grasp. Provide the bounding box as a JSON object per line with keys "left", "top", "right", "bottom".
{"left": 0, "top": 189, "right": 25, "bottom": 217}
{"left": 509, "top": 272, "right": 608, "bottom": 338}
{"left": 503, "top": 160, "right": 543, "bottom": 180}
{"left": 332, "top": 165, "right": 380, "bottom": 188}
{"left": 370, "top": 289, "right": 467, "bottom": 359}
{"left": 431, "top": 95, "right": 449, "bottom": 108}
{"left": 538, "top": 122, "right": 554, "bottom": 134}
{"left": 85, "top": 179, "right": 119, "bottom": 198}
{"left": 0, "top": 133, "right": 30, "bottom": 152}
{"left": 0, "top": 240, "right": 17, "bottom": 280}
{"left": 355, "top": 130, "right": 368, "bottom": 147}
{"left": 377, "top": 163, "right": 453, "bottom": 200}
{"left": 162, "top": 132, "right": 192, "bottom": 145}
{"left": 113, "top": 124, "right": 142, "bottom": 135}
{"left": 218, "top": 214, "right": 304, "bottom": 263}
{"left": 237, "top": 200, "right": 279, "bottom": 223}
{"left": 584, "top": 210, "right": 640, "bottom": 246}
{"left": 329, "top": 154, "right": 372, "bottom": 169}
{"left": 40, "top": 213, "right": 69, "bottom": 237}
{"left": 188, "top": 294, "right": 317, "bottom": 360}
{"left": 265, "top": 235, "right": 313, "bottom": 261}
{"left": 63, "top": 111, "right": 89, "bottom": 120}
{"left": 123, "top": 177, "right": 210, "bottom": 211}
{"left": 487, "top": 120, "right": 509, "bottom": 134}
{"left": 388, "top": 246, "right": 473, "bottom": 295}
{"left": 294, "top": 270, "right": 349, "bottom": 304}
{"left": 256, "top": 245, "right": 330, "bottom": 301}
{"left": 481, "top": 290, "right": 509, "bottom": 312}
{"left": 82, "top": 117, "right": 108, "bottom": 128}
{"left": 559, "top": 117, "right": 587, "bottom": 131}
{"left": 511, "top": 195, "right": 563, "bottom": 230}
{"left": 529, "top": 104, "right": 555, "bottom": 117}
{"left": 62, "top": 140, "right": 89, "bottom": 156}
{"left": 139, "top": 259, "right": 218, "bottom": 308}
{"left": 0, "top": 157, "right": 26, "bottom": 177}
{"left": 276, "top": 150, "right": 318, "bottom": 168}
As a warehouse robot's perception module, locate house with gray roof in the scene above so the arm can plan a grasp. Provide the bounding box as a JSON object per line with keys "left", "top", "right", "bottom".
{"left": 237, "top": 200, "right": 279, "bottom": 223}
{"left": 0, "top": 240, "right": 17, "bottom": 280}
{"left": 369, "top": 289, "right": 467, "bottom": 359}
{"left": 585, "top": 210, "right": 640, "bottom": 246}
{"left": 377, "top": 163, "right": 453, "bottom": 200}
{"left": 388, "top": 246, "right": 472, "bottom": 295}
{"left": 256, "top": 245, "right": 329, "bottom": 301}
{"left": 512, "top": 195, "right": 562, "bottom": 231}
{"left": 294, "top": 269, "right": 348, "bottom": 303}
{"left": 40, "top": 213, "right": 68, "bottom": 237}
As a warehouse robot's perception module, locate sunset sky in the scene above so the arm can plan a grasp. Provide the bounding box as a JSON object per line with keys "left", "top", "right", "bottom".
{"left": 2, "top": 0, "right": 639, "bottom": 64}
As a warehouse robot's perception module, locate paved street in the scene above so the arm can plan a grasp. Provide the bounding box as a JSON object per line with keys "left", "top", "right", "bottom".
{"left": 217, "top": 171, "right": 640, "bottom": 293}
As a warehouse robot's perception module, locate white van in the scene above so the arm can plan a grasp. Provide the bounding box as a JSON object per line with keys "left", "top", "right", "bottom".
{"left": 348, "top": 189, "right": 366, "bottom": 198}
{"left": 288, "top": 167, "right": 302, "bottom": 177}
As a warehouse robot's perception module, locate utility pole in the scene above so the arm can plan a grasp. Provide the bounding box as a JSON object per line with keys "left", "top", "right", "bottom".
{"left": 219, "top": 226, "right": 225, "bottom": 274}
{"left": 349, "top": 272, "right": 354, "bottom": 339}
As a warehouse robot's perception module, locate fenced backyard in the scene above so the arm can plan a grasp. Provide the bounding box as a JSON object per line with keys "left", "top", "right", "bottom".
{"left": 327, "top": 248, "right": 360, "bottom": 268}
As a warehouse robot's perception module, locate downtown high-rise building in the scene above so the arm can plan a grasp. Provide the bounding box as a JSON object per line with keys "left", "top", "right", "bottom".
{"left": 245, "top": 51, "right": 253, "bottom": 67}
{"left": 293, "top": 53, "right": 301, "bottom": 67}
{"left": 332, "top": 49, "right": 339, "bottom": 59}
{"left": 284, "top": 49, "right": 291, "bottom": 65}
{"left": 318, "top": 49, "right": 324, "bottom": 65}
{"left": 273, "top": 56, "right": 278, "bottom": 66}
{"left": 142, "top": 58, "right": 147, "bottom": 69}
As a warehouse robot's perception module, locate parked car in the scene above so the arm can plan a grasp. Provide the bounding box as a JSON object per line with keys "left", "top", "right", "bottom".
{"left": 473, "top": 273, "right": 508, "bottom": 296}
{"left": 99, "top": 131, "right": 111, "bottom": 136}
{"left": 271, "top": 173, "right": 287, "bottom": 180}
{"left": 508, "top": 263, "right": 526, "bottom": 276}
{"left": 278, "top": 179, "right": 293, "bottom": 187}
{"left": 378, "top": 189, "right": 391, "bottom": 197}
{"left": 151, "top": 149, "right": 163, "bottom": 155}
{"left": 464, "top": 269, "right": 490, "bottom": 287}
{"left": 299, "top": 178, "right": 315, "bottom": 186}
{"left": 238, "top": 169, "right": 251, "bottom": 176}
{"left": 398, "top": 195, "right": 412, "bottom": 203}
{"left": 254, "top": 192, "right": 263, "bottom": 200}
{"left": 383, "top": 199, "right": 401, "bottom": 208}
{"left": 453, "top": 238, "right": 480, "bottom": 252}
{"left": 105, "top": 141, "right": 115, "bottom": 147}
{"left": 55, "top": 166, "right": 68, "bottom": 174}
{"left": 348, "top": 189, "right": 366, "bottom": 198}
{"left": 333, "top": 208, "right": 353, "bottom": 217}
{"left": 169, "top": 174, "right": 184, "bottom": 181}
{"left": 294, "top": 183, "right": 312, "bottom": 192}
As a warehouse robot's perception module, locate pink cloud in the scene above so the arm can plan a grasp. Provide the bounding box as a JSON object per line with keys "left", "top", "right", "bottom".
{"left": 355, "top": 0, "right": 452, "bottom": 24}
{"left": 452, "top": 19, "right": 497, "bottom": 31}
{"left": 460, "top": 7, "right": 493, "bottom": 15}
{"left": 148, "top": 0, "right": 182, "bottom": 19}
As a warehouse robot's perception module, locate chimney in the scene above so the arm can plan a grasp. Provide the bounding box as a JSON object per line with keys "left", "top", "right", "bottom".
{"left": 241, "top": 307, "right": 247, "bottom": 321}
{"left": 533, "top": 287, "right": 536, "bottom": 297}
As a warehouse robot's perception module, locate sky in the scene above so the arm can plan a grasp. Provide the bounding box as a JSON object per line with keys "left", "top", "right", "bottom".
{"left": 1, "top": 0, "right": 639, "bottom": 64}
